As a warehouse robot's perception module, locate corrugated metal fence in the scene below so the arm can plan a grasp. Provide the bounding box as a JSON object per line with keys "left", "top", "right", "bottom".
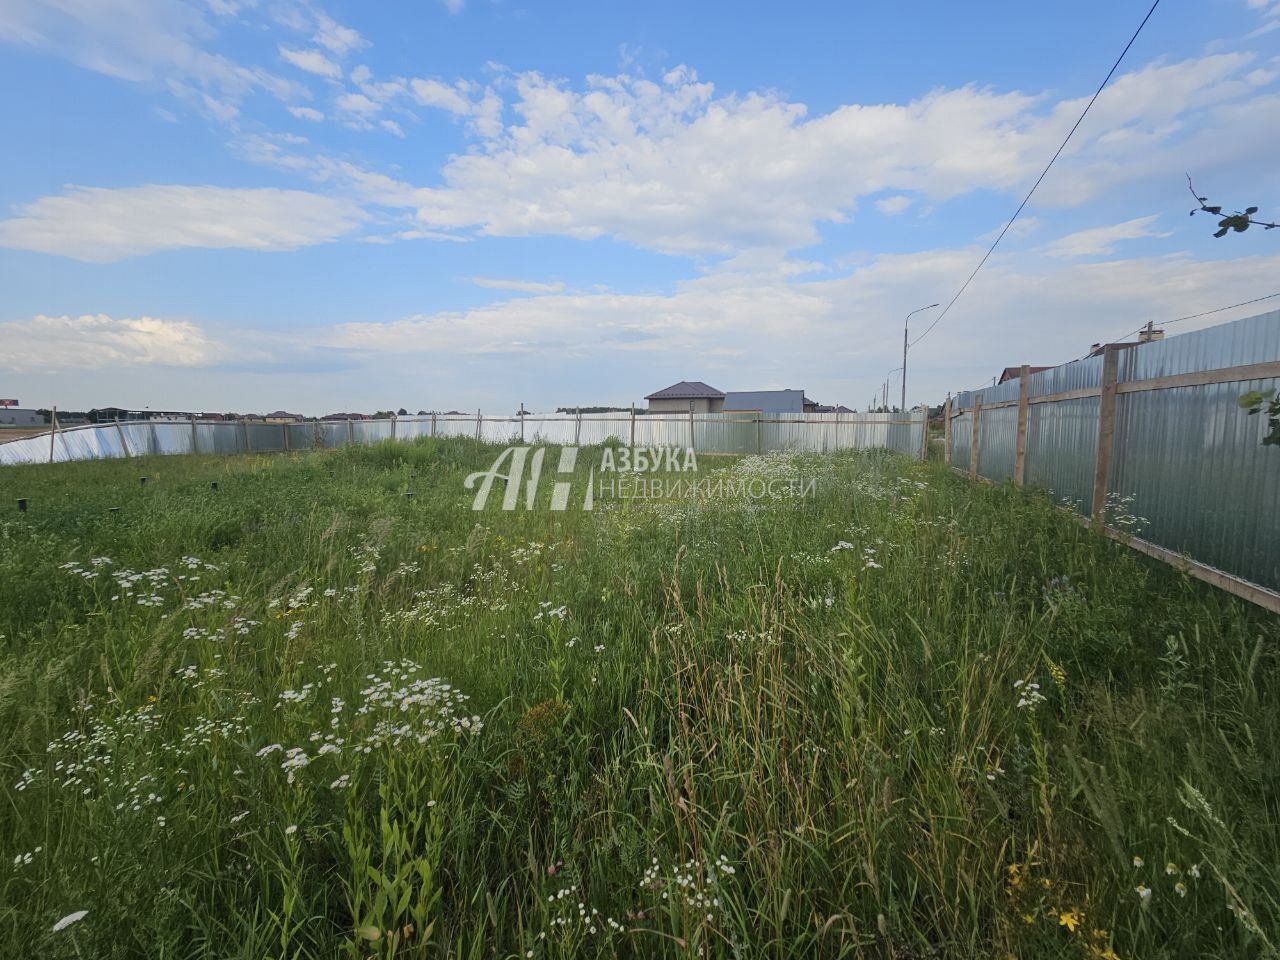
{"left": 0, "top": 408, "right": 928, "bottom": 467}
{"left": 945, "top": 309, "right": 1280, "bottom": 611}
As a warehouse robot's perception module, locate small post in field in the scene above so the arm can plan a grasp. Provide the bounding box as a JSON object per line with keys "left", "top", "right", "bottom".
{"left": 629, "top": 404, "right": 636, "bottom": 448}
{"left": 1014, "top": 364, "right": 1030, "bottom": 486}
{"left": 574, "top": 407, "right": 581, "bottom": 445}
{"left": 190, "top": 415, "right": 198, "bottom": 454}
{"left": 519, "top": 403, "right": 525, "bottom": 443}
{"left": 969, "top": 395, "right": 982, "bottom": 480}
{"left": 475, "top": 409, "right": 482, "bottom": 441}
{"left": 1091, "top": 345, "right": 1120, "bottom": 529}
{"left": 49, "top": 406, "right": 57, "bottom": 464}
{"left": 282, "top": 422, "right": 289, "bottom": 452}
{"left": 919, "top": 404, "right": 929, "bottom": 460}
{"left": 391, "top": 415, "right": 397, "bottom": 443}
{"left": 242, "top": 419, "right": 251, "bottom": 453}
{"left": 431, "top": 412, "right": 437, "bottom": 437}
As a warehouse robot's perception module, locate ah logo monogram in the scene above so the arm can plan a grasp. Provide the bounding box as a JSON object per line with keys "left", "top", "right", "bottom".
{"left": 464, "top": 446, "right": 595, "bottom": 511}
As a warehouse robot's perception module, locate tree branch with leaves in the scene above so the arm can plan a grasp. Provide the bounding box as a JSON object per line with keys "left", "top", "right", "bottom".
{"left": 1188, "top": 175, "right": 1277, "bottom": 237}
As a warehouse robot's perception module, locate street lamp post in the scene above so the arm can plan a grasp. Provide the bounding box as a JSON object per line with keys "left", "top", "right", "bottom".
{"left": 902, "top": 304, "right": 939, "bottom": 414}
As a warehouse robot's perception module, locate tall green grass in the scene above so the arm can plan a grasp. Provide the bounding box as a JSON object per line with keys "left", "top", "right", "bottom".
{"left": 0, "top": 439, "right": 1276, "bottom": 958}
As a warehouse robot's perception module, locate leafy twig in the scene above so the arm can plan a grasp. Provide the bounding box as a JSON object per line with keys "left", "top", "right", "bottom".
{"left": 1187, "top": 175, "right": 1277, "bottom": 238}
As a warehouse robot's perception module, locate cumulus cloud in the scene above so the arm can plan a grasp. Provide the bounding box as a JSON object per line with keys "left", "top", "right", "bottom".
{"left": 0, "top": 185, "right": 367, "bottom": 261}
{"left": 0, "top": 314, "right": 226, "bottom": 371}
{"left": 288, "top": 105, "right": 324, "bottom": 121}
{"left": 357, "top": 54, "right": 1269, "bottom": 256}
{"left": 278, "top": 45, "right": 342, "bottom": 79}
{"left": 1043, "top": 215, "right": 1170, "bottom": 257}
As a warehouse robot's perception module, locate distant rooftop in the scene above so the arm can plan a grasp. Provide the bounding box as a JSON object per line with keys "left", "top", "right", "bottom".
{"left": 645, "top": 381, "right": 725, "bottom": 400}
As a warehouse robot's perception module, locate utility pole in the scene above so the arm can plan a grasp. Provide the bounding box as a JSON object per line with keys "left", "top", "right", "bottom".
{"left": 902, "top": 303, "right": 940, "bottom": 414}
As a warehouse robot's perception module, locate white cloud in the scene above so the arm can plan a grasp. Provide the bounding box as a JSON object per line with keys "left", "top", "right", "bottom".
{"left": 409, "top": 77, "right": 474, "bottom": 116}
{"left": 385, "top": 54, "right": 1271, "bottom": 255}
{"left": 0, "top": 0, "right": 300, "bottom": 116}
{"left": 0, "top": 185, "right": 367, "bottom": 261}
{"left": 312, "top": 12, "right": 365, "bottom": 56}
{"left": 440, "top": 0, "right": 464, "bottom": 13}
{"left": 1043, "top": 215, "right": 1170, "bottom": 257}
{"left": 875, "top": 195, "right": 914, "bottom": 215}
{"left": 289, "top": 105, "right": 324, "bottom": 121}
{"left": 335, "top": 91, "right": 380, "bottom": 115}
{"left": 0, "top": 314, "right": 226, "bottom": 371}
{"left": 278, "top": 45, "right": 342, "bottom": 79}
{"left": 472, "top": 277, "right": 567, "bottom": 293}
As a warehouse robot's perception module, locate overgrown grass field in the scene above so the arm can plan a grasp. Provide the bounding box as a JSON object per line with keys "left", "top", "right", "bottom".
{"left": 1, "top": 439, "right": 1277, "bottom": 958}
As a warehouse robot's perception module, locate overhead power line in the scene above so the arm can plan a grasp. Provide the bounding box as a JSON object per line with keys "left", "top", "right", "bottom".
{"left": 910, "top": 0, "right": 1162, "bottom": 349}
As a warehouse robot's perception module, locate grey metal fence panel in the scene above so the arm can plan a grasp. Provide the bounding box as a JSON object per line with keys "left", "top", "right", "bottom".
{"left": 694, "top": 412, "right": 758, "bottom": 454}
{"left": 4, "top": 410, "right": 933, "bottom": 466}
{"left": 244, "top": 423, "right": 284, "bottom": 453}
{"left": 1121, "top": 309, "right": 1280, "bottom": 381}
{"left": 1024, "top": 397, "right": 1098, "bottom": 515}
{"left": 977, "top": 405, "right": 1018, "bottom": 482}
{"left": 951, "top": 411, "right": 971, "bottom": 467}
{"left": 1110, "top": 373, "right": 1280, "bottom": 592}
{"left": 1029, "top": 354, "right": 1103, "bottom": 399}
{"left": 352, "top": 420, "right": 394, "bottom": 444}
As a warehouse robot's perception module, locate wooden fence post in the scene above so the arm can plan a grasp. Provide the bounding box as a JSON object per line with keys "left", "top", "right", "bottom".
{"left": 519, "top": 403, "right": 525, "bottom": 443}
{"left": 191, "top": 415, "right": 199, "bottom": 454}
{"left": 919, "top": 404, "right": 929, "bottom": 460}
{"left": 391, "top": 415, "right": 397, "bottom": 442}
{"left": 942, "top": 395, "right": 952, "bottom": 465}
{"left": 431, "top": 413, "right": 437, "bottom": 437}
{"left": 688, "top": 405, "right": 695, "bottom": 451}
{"left": 282, "top": 422, "right": 290, "bottom": 452}
{"left": 475, "top": 409, "right": 482, "bottom": 441}
{"left": 1091, "top": 345, "right": 1120, "bottom": 529}
{"left": 242, "top": 419, "right": 251, "bottom": 453}
{"left": 49, "top": 406, "right": 58, "bottom": 463}
{"left": 1014, "top": 364, "right": 1030, "bottom": 486}
{"left": 629, "top": 404, "right": 636, "bottom": 448}
{"left": 347, "top": 419, "right": 354, "bottom": 447}
{"left": 969, "top": 395, "right": 982, "bottom": 480}
{"left": 574, "top": 407, "right": 581, "bottom": 446}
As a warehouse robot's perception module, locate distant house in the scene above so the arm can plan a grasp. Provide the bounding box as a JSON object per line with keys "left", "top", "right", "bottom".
{"left": 264, "top": 410, "right": 305, "bottom": 423}
{"left": 723, "top": 389, "right": 812, "bottom": 414}
{"left": 996, "top": 366, "right": 1054, "bottom": 384}
{"left": 812, "top": 404, "right": 855, "bottom": 414}
{"left": 645, "top": 381, "right": 725, "bottom": 413}
{"left": 321, "top": 412, "right": 369, "bottom": 421}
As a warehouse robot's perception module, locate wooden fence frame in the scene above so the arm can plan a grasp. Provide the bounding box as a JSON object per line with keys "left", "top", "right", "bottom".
{"left": 944, "top": 351, "right": 1280, "bottom": 614}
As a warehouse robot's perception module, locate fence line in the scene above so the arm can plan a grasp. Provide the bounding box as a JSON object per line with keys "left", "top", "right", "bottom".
{"left": 945, "top": 308, "right": 1280, "bottom": 614}
{"left": 1, "top": 408, "right": 929, "bottom": 467}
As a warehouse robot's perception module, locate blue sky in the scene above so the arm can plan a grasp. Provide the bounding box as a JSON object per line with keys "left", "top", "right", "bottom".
{"left": 2, "top": 0, "right": 1279, "bottom": 414}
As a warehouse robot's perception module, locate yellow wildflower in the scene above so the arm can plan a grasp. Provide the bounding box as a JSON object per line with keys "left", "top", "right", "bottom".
{"left": 1058, "top": 908, "right": 1083, "bottom": 933}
